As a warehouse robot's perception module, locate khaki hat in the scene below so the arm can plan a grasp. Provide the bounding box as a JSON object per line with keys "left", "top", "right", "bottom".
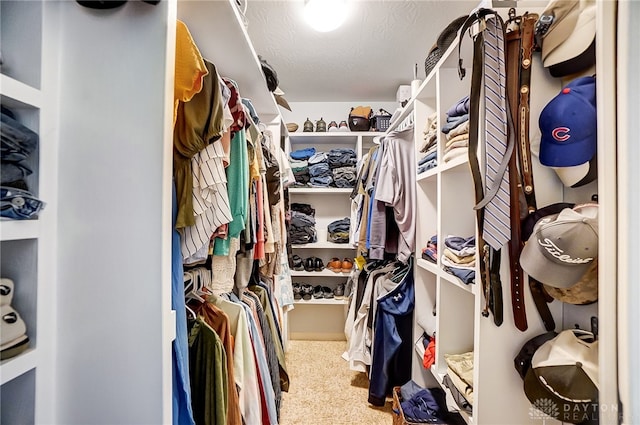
{"left": 520, "top": 204, "right": 598, "bottom": 288}
{"left": 539, "top": 0, "right": 581, "bottom": 62}
{"left": 542, "top": 0, "right": 596, "bottom": 76}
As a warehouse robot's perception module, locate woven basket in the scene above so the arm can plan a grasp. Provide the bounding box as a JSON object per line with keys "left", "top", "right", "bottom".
{"left": 424, "top": 15, "right": 468, "bottom": 78}
{"left": 392, "top": 386, "right": 424, "bottom": 425}
{"left": 286, "top": 123, "right": 299, "bottom": 132}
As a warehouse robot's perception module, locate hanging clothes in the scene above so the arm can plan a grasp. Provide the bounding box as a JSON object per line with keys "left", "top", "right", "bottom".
{"left": 172, "top": 181, "right": 196, "bottom": 425}
{"left": 194, "top": 301, "right": 242, "bottom": 425}
{"left": 368, "top": 268, "right": 415, "bottom": 406}
{"left": 187, "top": 318, "right": 228, "bottom": 425}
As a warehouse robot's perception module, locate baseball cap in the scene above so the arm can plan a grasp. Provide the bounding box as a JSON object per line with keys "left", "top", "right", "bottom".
{"left": 524, "top": 329, "right": 599, "bottom": 424}
{"left": 520, "top": 204, "right": 598, "bottom": 288}
{"left": 539, "top": 76, "right": 596, "bottom": 168}
{"left": 539, "top": 1, "right": 581, "bottom": 61}
{"left": 542, "top": 0, "right": 596, "bottom": 77}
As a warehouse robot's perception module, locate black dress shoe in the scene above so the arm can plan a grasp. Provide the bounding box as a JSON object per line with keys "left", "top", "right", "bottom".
{"left": 304, "top": 257, "right": 315, "bottom": 272}
{"left": 314, "top": 257, "right": 324, "bottom": 271}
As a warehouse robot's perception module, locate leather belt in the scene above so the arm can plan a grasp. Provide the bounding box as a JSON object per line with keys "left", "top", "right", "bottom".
{"left": 506, "top": 11, "right": 556, "bottom": 332}
{"left": 518, "top": 13, "right": 539, "bottom": 213}
{"left": 505, "top": 27, "right": 528, "bottom": 332}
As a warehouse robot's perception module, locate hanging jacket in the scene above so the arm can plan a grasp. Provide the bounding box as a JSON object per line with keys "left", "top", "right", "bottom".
{"left": 368, "top": 269, "right": 415, "bottom": 406}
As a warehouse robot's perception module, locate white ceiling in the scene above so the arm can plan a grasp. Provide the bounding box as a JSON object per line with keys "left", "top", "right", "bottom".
{"left": 244, "top": 0, "right": 479, "bottom": 102}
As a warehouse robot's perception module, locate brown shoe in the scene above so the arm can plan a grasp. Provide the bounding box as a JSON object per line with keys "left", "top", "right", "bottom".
{"left": 328, "top": 257, "right": 342, "bottom": 272}
{"left": 341, "top": 258, "right": 354, "bottom": 273}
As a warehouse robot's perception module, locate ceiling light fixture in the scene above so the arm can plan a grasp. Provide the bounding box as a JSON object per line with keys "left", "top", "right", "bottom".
{"left": 303, "top": 0, "right": 348, "bottom": 32}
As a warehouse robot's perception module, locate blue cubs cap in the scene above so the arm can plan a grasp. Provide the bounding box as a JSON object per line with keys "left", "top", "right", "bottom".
{"left": 539, "top": 76, "right": 597, "bottom": 167}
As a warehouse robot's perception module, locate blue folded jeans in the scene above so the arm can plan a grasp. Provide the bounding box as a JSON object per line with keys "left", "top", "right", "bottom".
{"left": 1, "top": 112, "right": 39, "bottom": 162}
{"left": 290, "top": 147, "right": 316, "bottom": 160}
{"left": 0, "top": 186, "right": 45, "bottom": 219}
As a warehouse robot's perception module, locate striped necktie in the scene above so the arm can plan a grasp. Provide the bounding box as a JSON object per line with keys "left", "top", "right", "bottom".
{"left": 482, "top": 17, "right": 510, "bottom": 250}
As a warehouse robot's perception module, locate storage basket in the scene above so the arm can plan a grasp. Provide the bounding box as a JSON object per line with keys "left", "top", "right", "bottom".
{"left": 373, "top": 109, "right": 392, "bottom": 132}
{"left": 424, "top": 15, "right": 468, "bottom": 78}
{"left": 392, "top": 386, "right": 424, "bottom": 425}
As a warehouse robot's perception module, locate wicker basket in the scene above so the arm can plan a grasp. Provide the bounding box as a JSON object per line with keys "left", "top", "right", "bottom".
{"left": 424, "top": 16, "right": 468, "bottom": 78}
{"left": 392, "top": 386, "right": 424, "bottom": 425}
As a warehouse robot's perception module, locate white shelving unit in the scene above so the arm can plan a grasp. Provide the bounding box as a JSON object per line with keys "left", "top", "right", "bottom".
{"left": 0, "top": 2, "right": 48, "bottom": 424}
{"left": 398, "top": 3, "right": 617, "bottom": 424}
{"left": 0, "top": 0, "right": 282, "bottom": 423}
{"left": 286, "top": 131, "right": 382, "bottom": 340}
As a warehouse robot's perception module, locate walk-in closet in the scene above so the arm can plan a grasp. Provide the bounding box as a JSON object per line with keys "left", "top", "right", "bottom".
{"left": 1, "top": 1, "right": 638, "bottom": 424}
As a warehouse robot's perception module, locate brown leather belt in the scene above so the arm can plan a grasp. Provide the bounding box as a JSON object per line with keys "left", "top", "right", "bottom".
{"left": 506, "top": 23, "right": 528, "bottom": 332}
{"left": 505, "top": 11, "right": 556, "bottom": 332}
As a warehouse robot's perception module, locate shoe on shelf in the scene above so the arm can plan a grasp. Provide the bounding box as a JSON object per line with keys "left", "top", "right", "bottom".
{"left": 304, "top": 257, "right": 315, "bottom": 272}
{"left": 322, "top": 286, "right": 334, "bottom": 299}
{"left": 333, "top": 283, "right": 346, "bottom": 299}
{"left": 327, "top": 257, "right": 342, "bottom": 272}
{"left": 341, "top": 258, "right": 354, "bottom": 273}
{"left": 292, "top": 283, "right": 302, "bottom": 300}
{"left": 328, "top": 120, "right": 339, "bottom": 132}
{"left": 303, "top": 117, "right": 314, "bottom": 132}
{"left": 316, "top": 117, "right": 327, "bottom": 132}
{"left": 338, "top": 120, "right": 350, "bottom": 132}
{"left": 313, "top": 285, "right": 324, "bottom": 299}
{"left": 314, "top": 257, "right": 325, "bottom": 272}
{"left": 292, "top": 255, "right": 305, "bottom": 271}
{"left": 301, "top": 284, "right": 314, "bottom": 300}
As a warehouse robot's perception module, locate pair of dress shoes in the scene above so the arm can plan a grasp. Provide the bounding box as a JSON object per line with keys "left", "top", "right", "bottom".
{"left": 327, "top": 257, "right": 353, "bottom": 273}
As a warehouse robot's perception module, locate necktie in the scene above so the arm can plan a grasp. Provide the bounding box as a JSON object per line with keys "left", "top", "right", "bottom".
{"left": 482, "top": 17, "right": 510, "bottom": 250}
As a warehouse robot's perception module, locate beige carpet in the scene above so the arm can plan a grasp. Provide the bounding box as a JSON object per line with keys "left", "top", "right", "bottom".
{"left": 279, "top": 340, "right": 394, "bottom": 425}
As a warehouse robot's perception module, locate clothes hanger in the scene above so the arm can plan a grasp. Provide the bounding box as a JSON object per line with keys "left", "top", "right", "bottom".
{"left": 185, "top": 304, "right": 197, "bottom": 320}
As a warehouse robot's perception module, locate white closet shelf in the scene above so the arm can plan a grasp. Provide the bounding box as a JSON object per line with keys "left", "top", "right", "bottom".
{"left": 417, "top": 258, "right": 439, "bottom": 275}
{"left": 0, "top": 220, "right": 40, "bottom": 241}
{"left": 417, "top": 168, "right": 438, "bottom": 182}
{"left": 288, "top": 187, "right": 352, "bottom": 194}
{"left": 289, "top": 131, "right": 383, "bottom": 143}
{"left": 290, "top": 269, "right": 351, "bottom": 277}
{"left": 439, "top": 155, "right": 469, "bottom": 174}
{"left": 440, "top": 270, "right": 475, "bottom": 295}
{"left": 292, "top": 241, "right": 355, "bottom": 249}
{"left": 0, "top": 348, "right": 37, "bottom": 385}
{"left": 0, "top": 74, "right": 42, "bottom": 109}
{"left": 177, "top": 0, "right": 280, "bottom": 120}
{"left": 293, "top": 298, "right": 347, "bottom": 306}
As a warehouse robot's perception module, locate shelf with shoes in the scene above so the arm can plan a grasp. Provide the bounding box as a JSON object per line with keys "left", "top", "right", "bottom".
{"left": 0, "top": 1, "right": 50, "bottom": 422}
{"left": 286, "top": 128, "right": 361, "bottom": 341}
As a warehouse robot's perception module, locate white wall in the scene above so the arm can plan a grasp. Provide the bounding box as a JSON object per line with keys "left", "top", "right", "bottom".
{"left": 53, "top": 1, "right": 173, "bottom": 423}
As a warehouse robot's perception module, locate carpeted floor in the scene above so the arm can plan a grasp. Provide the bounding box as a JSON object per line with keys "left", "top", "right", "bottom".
{"left": 279, "top": 340, "right": 394, "bottom": 425}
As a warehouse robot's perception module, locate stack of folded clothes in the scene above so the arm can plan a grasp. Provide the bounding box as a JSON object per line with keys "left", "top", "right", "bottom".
{"left": 421, "top": 234, "right": 438, "bottom": 263}
{"left": 1, "top": 107, "right": 45, "bottom": 220}
{"left": 327, "top": 217, "right": 350, "bottom": 243}
{"left": 418, "top": 112, "right": 438, "bottom": 173}
{"left": 441, "top": 235, "right": 475, "bottom": 285}
{"left": 443, "top": 351, "right": 474, "bottom": 415}
{"left": 327, "top": 148, "right": 357, "bottom": 188}
{"left": 290, "top": 147, "right": 315, "bottom": 186}
{"left": 308, "top": 151, "right": 333, "bottom": 187}
{"left": 441, "top": 95, "right": 470, "bottom": 163}
{"left": 289, "top": 203, "right": 317, "bottom": 244}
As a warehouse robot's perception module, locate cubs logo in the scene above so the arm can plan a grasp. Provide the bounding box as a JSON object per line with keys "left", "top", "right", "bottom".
{"left": 552, "top": 127, "right": 571, "bottom": 142}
